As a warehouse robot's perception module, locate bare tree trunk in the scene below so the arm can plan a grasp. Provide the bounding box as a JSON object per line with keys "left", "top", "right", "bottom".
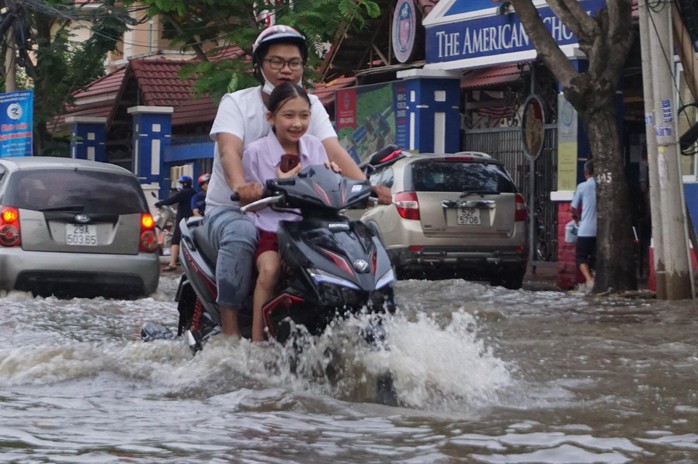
{"left": 4, "top": 29, "right": 16, "bottom": 92}
{"left": 582, "top": 110, "right": 637, "bottom": 292}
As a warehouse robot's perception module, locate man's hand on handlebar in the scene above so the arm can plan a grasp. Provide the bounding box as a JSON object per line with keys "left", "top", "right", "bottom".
{"left": 372, "top": 184, "right": 392, "bottom": 205}
{"left": 236, "top": 182, "right": 263, "bottom": 206}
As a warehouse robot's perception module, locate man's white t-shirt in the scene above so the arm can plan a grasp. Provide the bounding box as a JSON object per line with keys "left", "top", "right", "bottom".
{"left": 206, "top": 86, "right": 337, "bottom": 208}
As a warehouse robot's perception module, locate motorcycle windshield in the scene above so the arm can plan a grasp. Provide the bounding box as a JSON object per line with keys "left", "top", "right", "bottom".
{"left": 270, "top": 165, "right": 372, "bottom": 211}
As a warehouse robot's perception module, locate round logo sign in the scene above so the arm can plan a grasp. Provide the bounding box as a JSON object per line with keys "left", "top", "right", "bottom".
{"left": 392, "top": 0, "right": 416, "bottom": 63}
{"left": 521, "top": 95, "right": 545, "bottom": 161}
{"left": 7, "top": 103, "right": 22, "bottom": 120}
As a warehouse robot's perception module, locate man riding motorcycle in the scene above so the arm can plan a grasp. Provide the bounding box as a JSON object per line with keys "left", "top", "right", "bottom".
{"left": 204, "top": 25, "right": 391, "bottom": 339}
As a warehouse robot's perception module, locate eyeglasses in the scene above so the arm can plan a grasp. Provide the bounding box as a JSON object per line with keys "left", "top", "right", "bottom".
{"left": 264, "top": 57, "right": 303, "bottom": 71}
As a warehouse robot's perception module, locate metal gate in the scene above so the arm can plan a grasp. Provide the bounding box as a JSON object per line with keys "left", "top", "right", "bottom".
{"left": 463, "top": 125, "right": 558, "bottom": 262}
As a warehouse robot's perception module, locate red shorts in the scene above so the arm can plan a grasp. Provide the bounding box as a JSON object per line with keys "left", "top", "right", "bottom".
{"left": 255, "top": 229, "right": 279, "bottom": 260}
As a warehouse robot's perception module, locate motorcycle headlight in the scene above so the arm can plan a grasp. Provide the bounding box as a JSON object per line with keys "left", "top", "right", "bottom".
{"left": 309, "top": 267, "right": 360, "bottom": 290}
{"left": 376, "top": 268, "right": 395, "bottom": 289}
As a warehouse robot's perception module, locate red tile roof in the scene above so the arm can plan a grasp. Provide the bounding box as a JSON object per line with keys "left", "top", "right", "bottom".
{"left": 52, "top": 46, "right": 351, "bottom": 133}
{"left": 172, "top": 94, "right": 219, "bottom": 126}
{"left": 313, "top": 76, "right": 357, "bottom": 105}
{"left": 47, "top": 67, "right": 126, "bottom": 133}
{"left": 52, "top": 48, "right": 245, "bottom": 132}
{"left": 130, "top": 59, "right": 199, "bottom": 108}
{"left": 461, "top": 63, "right": 525, "bottom": 89}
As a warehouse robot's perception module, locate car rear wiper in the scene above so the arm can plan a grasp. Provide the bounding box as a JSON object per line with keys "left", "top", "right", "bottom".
{"left": 460, "top": 190, "right": 498, "bottom": 198}
{"left": 40, "top": 205, "right": 85, "bottom": 212}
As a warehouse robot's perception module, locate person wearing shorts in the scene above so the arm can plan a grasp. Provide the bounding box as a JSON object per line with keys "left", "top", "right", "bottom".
{"left": 571, "top": 160, "right": 597, "bottom": 290}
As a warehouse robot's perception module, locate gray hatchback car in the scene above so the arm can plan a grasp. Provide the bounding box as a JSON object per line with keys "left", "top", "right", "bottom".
{"left": 353, "top": 150, "right": 529, "bottom": 289}
{"left": 0, "top": 157, "right": 160, "bottom": 298}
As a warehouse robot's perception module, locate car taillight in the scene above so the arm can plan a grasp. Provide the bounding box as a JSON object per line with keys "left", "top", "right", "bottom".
{"left": 514, "top": 193, "right": 528, "bottom": 221}
{"left": 395, "top": 192, "right": 420, "bottom": 220}
{"left": 140, "top": 213, "right": 158, "bottom": 253}
{"left": 0, "top": 206, "right": 21, "bottom": 247}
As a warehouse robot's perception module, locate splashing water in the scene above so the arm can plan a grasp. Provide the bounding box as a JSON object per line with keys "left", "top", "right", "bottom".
{"left": 1, "top": 292, "right": 512, "bottom": 412}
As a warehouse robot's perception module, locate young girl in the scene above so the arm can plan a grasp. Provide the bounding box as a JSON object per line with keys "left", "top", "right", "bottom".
{"left": 243, "top": 82, "right": 337, "bottom": 342}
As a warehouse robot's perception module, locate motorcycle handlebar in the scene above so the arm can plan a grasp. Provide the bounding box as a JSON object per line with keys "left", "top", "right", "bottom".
{"left": 229, "top": 191, "right": 268, "bottom": 203}
{"left": 240, "top": 194, "right": 284, "bottom": 213}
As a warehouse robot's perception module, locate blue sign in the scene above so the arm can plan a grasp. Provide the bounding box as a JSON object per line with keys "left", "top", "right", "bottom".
{"left": 443, "top": 0, "right": 503, "bottom": 15}
{"left": 0, "top": 90, "right": 33, "bottom": 157}
{"left": 661, "top": 98, "right": 673, "bottom": 123}
{"left": 425, "top": 0, "right": 605, "bottom": 67}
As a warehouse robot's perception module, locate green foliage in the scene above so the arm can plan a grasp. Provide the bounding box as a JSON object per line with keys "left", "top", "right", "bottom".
{"left": 135, "top": 0, "right": 381, "bottom": 101}
{"left": 3, "top": 0, "right": 132, "bottom": 153}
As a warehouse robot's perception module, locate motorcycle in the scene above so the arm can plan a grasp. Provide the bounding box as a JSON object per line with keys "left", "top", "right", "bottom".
{"left": 534, "top": 206, "right": 550, "bottom": 262}
{"left": 151, "top": 192, "right": 175, "bottom": 256}
{"left": 166, "top": 165, "right": 397, "bottom": 353}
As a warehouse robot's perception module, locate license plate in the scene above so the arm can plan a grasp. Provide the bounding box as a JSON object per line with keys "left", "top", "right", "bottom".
{"left": 66, "top": 224, "right": 98, "bottom": 246}
{"left": 457, "top": 207, "right": 481, "bottom": 225}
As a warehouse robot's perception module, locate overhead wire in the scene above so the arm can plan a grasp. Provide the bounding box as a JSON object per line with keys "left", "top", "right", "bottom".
{"left": 645, "top": 0, "right": 698, "bottom": 156}
{"left": 670, "top": 0, "right": 698, "bottom": 155}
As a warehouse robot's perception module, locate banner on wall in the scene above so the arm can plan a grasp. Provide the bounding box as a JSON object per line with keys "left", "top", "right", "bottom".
{"left": 0, "top": 90, "right": 33, "bottom": 157}
{"left": 335, "top": 82, "right": 408, "bottom": 163}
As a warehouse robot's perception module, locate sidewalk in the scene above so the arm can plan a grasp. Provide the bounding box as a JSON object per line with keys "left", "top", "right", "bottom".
{"left": 522, "top": 260, "right": 652, "bottom": 292}
{"left": 522, "top": 261, "right": 560, "bottom": 291}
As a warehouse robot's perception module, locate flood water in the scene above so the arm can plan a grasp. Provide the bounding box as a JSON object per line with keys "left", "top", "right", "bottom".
{"left": 1, "top": 274, "right": 697, "bottom": 463}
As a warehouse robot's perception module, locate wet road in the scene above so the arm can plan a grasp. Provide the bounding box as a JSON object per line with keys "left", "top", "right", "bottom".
{"left": 1, "top": 274, "right": 697, "bottom": 463}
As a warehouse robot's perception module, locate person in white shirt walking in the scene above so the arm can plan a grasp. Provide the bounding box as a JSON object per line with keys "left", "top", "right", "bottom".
{"left": 570, "top": 159, "right": 597, "bottom": 291}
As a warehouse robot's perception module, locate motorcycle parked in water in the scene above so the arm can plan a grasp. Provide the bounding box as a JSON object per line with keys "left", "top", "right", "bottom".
{"left": 169, "top": 165, "right": 397, "bottom": 351}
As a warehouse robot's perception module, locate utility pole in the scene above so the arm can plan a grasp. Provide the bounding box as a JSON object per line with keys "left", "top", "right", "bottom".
{"left": 638, "top": 0, "right": 666, "bottom": 298}
{"left": 646, "top": 0, "right": 694, "bottom": 299}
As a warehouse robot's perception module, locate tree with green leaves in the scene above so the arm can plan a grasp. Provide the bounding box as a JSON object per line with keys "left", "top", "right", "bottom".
{"left": 510, "top": 0, "right": 638, "bottom": 293}
{"left": 1, "top": 0, "right": 133, "bottom": 155}
{"left": 134, "top": 0, "right": 381, "bottom": 100}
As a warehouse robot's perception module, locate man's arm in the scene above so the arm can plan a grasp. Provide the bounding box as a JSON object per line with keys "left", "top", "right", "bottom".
{"left": 570, "top": 206, "right": 580, "bottom": 222}
{"left": 322, "top": 137, "right": 364, "bottom": 180}
{"left": 217, "top": 132, "right": 262, "bottom": 204}
{"left": 321, "top": 137, "right": 392, "bottom": 205}
{"left": 155, "top": 190, "right": 183, "bottom": 207}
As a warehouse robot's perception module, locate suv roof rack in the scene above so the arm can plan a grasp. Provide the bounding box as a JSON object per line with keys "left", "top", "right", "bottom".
{"left": 452, "top": 151, "right": 492, "bottom": 159}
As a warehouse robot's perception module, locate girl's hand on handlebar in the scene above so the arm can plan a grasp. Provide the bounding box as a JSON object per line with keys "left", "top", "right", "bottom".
{"left": 236, "top": 182, "right": 263, "bottom": 206}
{"left": 324, "top": 161, "right": 341, "bottom": 173}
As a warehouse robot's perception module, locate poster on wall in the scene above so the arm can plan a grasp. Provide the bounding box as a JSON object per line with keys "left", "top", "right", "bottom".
{"left": 335, "top": 82, "right": 407, "bottom": 163}
{"left": 0, "top": 90, "right": 33, "bottom": 157}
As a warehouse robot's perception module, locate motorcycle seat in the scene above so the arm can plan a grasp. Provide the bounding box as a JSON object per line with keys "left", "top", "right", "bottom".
{"left": 191, "top": 220, "right": 219, "bottom": 271}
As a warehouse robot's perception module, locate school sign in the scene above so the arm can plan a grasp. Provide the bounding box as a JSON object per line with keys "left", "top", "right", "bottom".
{"left": 423, "top": 0, "right": 606, "bottom": 70}
{"left": 0, "top": 90, "right": 33, "bottom": 157}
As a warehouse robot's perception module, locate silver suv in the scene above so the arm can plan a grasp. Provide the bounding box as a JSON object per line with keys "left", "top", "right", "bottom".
{"left": 354, "top": 150, "right": 529, "bottom": 289}
{"left": 0, "top": 157, "right": 160, "bottom": 298}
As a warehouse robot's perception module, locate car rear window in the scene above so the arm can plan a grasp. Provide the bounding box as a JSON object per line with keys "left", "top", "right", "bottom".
{"left": 409, "top": 160, "right": 516, "bottom": 193}
{"left": 5, "top": 169, "right": 148, "bottom": 214}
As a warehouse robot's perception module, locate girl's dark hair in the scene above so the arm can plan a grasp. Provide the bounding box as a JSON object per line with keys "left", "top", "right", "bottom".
{"left": 267, "top": 82, "right": 311, "bottom": 114}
